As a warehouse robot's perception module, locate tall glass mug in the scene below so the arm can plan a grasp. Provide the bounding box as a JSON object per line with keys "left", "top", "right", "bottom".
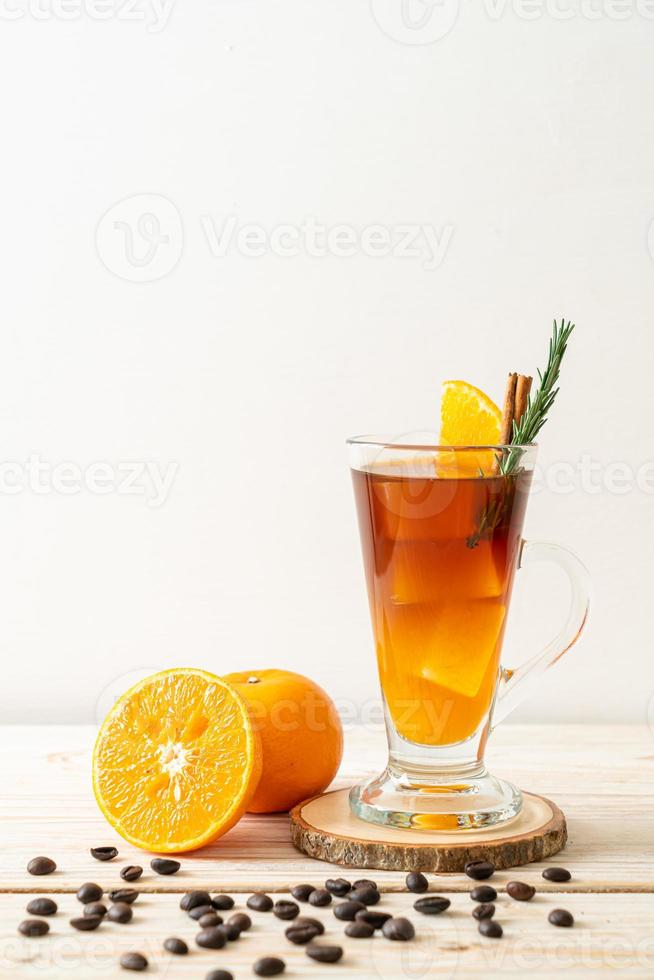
{"left": 348, "top": 436, "right": 589, "bottom": 830}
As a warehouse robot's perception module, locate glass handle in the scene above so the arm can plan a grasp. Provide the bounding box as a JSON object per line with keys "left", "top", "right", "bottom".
{"left": 493, "top": 539, "right": 590, "bottom": 727}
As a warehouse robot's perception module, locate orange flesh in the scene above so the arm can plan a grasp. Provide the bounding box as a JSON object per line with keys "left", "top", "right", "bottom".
{"left": 93, "top": 669, "right": 261, "bottom": 852}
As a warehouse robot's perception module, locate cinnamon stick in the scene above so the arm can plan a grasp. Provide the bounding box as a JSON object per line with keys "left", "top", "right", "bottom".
{"left": 514, "top": 375, "right": 533, "bottom": 430}
{"left": 499, "top": 373, "right": 518, "bottom": 445}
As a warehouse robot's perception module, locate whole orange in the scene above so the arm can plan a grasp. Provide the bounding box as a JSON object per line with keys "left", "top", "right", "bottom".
{"left": 223, "top": 669, "right": 343, "bottom": 813}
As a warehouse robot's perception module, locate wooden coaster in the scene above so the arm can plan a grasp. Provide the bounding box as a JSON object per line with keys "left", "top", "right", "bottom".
{"left": 290, "top": 788, "right": 567, "bottom": 872}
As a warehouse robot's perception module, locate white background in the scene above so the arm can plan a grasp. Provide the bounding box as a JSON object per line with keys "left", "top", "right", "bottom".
{"left": 0, "top": 0, "right": 651, "bottom": 724}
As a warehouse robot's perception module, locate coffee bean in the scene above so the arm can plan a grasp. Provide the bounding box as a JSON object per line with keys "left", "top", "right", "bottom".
{"left": 413, "top": 896, "right": 450, "bottom": 915}
{"left": 150, "top": 858, "right": 180, "bottom": 876}
{"left": 464, "top": 860, "right": 495, "bottom": 881}
{"left": 349, "top": 886, "right": 380, "bottom": 906}
{"left": 164, "top": 936, "right": 188, "bottom": 954}
{"left": 325, "top": 877, "right": 351, "bottom": 896}
{"left": 109, "top": 889, "right": 138, "bottom": 905}
{"left": 247, "top": 892, "right": 273, "bottom": 912}
{"left": 295, "top": 916, "right": 324, "bottom": 934}
{"left": 308, "top": 888, "right": 332, "bottom": 907}
{"left": 180, "top": 890, "right": 211, "bottom": 911}
{"left": 211, "top": 894, "right": 234, "bottom": 910}
{"left": 543, "top": 867, "right": 572, "bottom": 883}
{"left": 119, "top": 951, "right": 148, "bottom": 971}
{"left": 507, "top": 881, "right": 536, "bottom": 902}
{"left": 121, "top": 866, "right": 143, "bottom": 882}
{"left": 206, "top": 972, "right": 233, "bottom": 980}
{"left": 77, "top": 882, "right": 103, "bottom": 904}
{"left": 291, "top": 883, "right": 315, "bottom": 902}
{"left": 406, "top": 871, "right": 429, "bottom": 893}
{"left": 27, "top": 856, "right": 56, "bottom": 876}
{"left": 26, "top": 898, "right": 57, "bottom": 916}
{"left": 355, "top": 909, "right": 391, "bottom": 930}
{"left": 306, "top": 943, "right": 343, "bottom": 963}
{"left": 285, "top": 924, "right": 321, "bottom": 944}
{"left": 273, "top": 900, "right": 299, "bottom": 921}
{"left": 471, "top": 885, "right": 497, "bottom": 903}
{"left": 345, "top": 920, "right": 375, "bottom": 938}
{"left": 189, "top": 904, "right": 215, "bottom": 921}
{"left": 18, "top": 919, "right": 49, "bottom": 936}
{"left": 196, "top": 926, "right": 226, "bottom": 949}
{"left": 253, "top": 956, "right": 286, "bottom": 976}
{"left": 382, "top": 917, "right": 415, "bottom": 941}
{"left": 228, "top": 912, "right": 251, "bottom": 932}
{"left": 108, "top": 903, "right": 133, "bottom": 924}
{"left": 352, "top": 878, "right": 377, "bottom": 890}
{"left": 198, "top": 912, "right": 221, "bottom": 929}
{"left": 90, "top": 846, "right": 118, "bottom": 862}
{"left": 71, "top": 915, "right": 102, "bottom": 931}
{"left": 472, "top": 903, "right": 495, "bottom": 920}
{"left": 84, "top": 902, "right": 107, "bottom": 918}
{"left": 219, "top": 921, "right": 241, "bottom": 940}
{"left": 478, "top": 919, "right": 503, "bottom": 938}
{"left": 333, "top": 900, "right": 366, "bottom": 921}
{"left": 549, "top": 908, "right": 574, "bottom": 928}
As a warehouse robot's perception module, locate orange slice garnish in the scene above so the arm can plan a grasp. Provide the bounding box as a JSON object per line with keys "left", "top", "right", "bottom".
{"left": 93, "top": 668, "right": 262, "bottom": 853}
{"left": 439, "top": 380, "right": 502, "bottom": 476}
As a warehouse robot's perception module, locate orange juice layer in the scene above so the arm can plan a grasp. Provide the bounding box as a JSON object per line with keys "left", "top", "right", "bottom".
{"left": 352, "top": 463, "right": 529, "bottom": 746}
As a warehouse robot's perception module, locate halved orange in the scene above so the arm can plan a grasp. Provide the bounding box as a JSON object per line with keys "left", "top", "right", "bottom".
{"left": 439, "top": 380, "right": 502, "bottom": 476}
{"left": 93, "top": 668, "right": 262, "bottom": 853}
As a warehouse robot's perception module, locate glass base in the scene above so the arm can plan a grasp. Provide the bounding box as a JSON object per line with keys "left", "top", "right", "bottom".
{"left": 349, "top": 764, "right": 523, "bottom": 832}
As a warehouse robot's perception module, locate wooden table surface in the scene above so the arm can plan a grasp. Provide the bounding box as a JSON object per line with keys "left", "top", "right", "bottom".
{"left": 2, "top": 723, "right": 653, "bottom": 977}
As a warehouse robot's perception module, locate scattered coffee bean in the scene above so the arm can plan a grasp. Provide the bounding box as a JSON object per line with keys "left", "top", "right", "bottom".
{"left": 471, "top": 885, "right": 497, "bottom": 903}
{"left": 464, "top": 860, "right": 495, "bottom": 881}
{"left": 77, "top": 883, "right": 103, "bottom": 904}
{"left": 295, "top": 916, "right": 324, "bottom": 934}
{"left": 121, "top": 866, "right": 143, "bottom": 882}
{"left": 345, "top": 920, "right": 375, "bottom": 938}
{"left": 108, "top": 903, "right": 133, "bottom": 924}
{"left": 247, "top": 892, "right": 273, "bottom": 912}
{"left": 478, "top": 919, "right": 503, "bottom": 938}
{"left": 18, "top": 919, "right": 49, "bottom": 936}
{"left": 164, "top": 936, "right": 188, "bottom": 954}
{"left": 189, "top": 904, "right": 216, "bottom": 921}
{"left": 253, "top": 956, "right": 286, "bottom": 976}
{"left": 120, "top": 951, "right": 148, "bottom": 971}
{"left": 198, "top": 912, "right": 221, "bottom": 929}
{"left": 26, "top": 898, "right": 57, "bottom": 916}
{"left": 90, "top": 846, "right": 118, "bottom": 862}
{"left": 150, "top": 858, "right": 180, "bottom": 876}
{"left": 196, "top": 926, "right": 226, "bottom": 950}
{"left": 220, "top": 921, "right": 241, "bottom": 941}
{"left": 180, "top": 890, "right": 211, "bottom": 912}
{"left": 84, "top": 902, "right": 107, "bottom": 918}
{"left": 291, "top": 883, "right": 315, "bottom": 902}
{"left": 507, "top": 881, "right": 536, "bottom": 902}
{"left": 333, "top": 900, "right": 366, "bottom": 921}
{"left": 406, "top": 871, "right": 429, "bottom": 894}
{"left": 306, "top": 943, "right": 343, "bottom": 963}
{"left": 543, "top": 867, "right": 572, "bottom": 883}
{"left": 212, "top": 894, "right": 235, "bottom": 910}
{"left": 228, "top": 912, "right": 251, "bottom": 932}
{"left": 71, "top": 915, "right": 102, "bottom": 931}
{"left": 472, "top": 903, "right": 495, "bottom": 920}
{"left": 549, "top": 908, "right": 574, "bottom": 928}
{"left": 352, "top": 878, "right": 377, "bottom": 890}
{"left": 413, "top": 896, "right": 450, "bottom": 915}
{"left": 285, "top": 924, "right": 322, "bottom": 945}
{"left": 273, "top": 900, "right": 299, "bottom": 921}
{"left": 325, "top": 877, "right": 351, "bottom": 896}
{"left": 308, "top": 888, "right": 332, "bottom": 907}
{"left": 382, "top": 917, "right": 415, "bottom": 941}
{"left": 349, "top": 886, "right": 380, "bottom": 906}
{"left": 206, "top": 972, "right": 233, "bottom": 980}
{"left": 355, "top": 909, "right": 391, "bottom": 930}
{"left": 27, "top": 856, "right": 56, "bottom": 876}
{"left": 109, "top": 889, "right": 138, "bottom": 905}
